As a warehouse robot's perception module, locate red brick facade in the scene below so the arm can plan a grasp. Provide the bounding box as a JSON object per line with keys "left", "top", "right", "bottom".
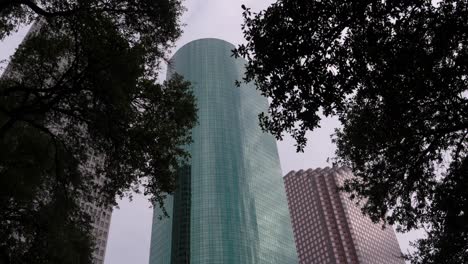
{"left": 284, "top": 167, "right": 404, "bottom": 264}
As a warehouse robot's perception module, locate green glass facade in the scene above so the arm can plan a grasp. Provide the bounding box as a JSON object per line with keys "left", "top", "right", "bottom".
{"left": 149, "top": 38, "right": 298, "bottom": 264}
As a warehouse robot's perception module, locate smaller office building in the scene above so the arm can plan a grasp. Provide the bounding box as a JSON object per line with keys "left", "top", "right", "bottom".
{"left": 284, "top": 167, "right": 404, "bottom": 264}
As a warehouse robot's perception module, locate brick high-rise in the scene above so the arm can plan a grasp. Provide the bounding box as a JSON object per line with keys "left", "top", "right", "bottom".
{"left": 284, "top": 167, "right": 404, "bottom": 264}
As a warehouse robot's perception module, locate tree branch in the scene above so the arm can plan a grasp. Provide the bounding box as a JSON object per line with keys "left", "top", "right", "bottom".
{"left": 18, "top": 0, "right": 78, "bottom": 17}
{"left": 0, "top": 117, "right": 16, "bottom": 138}
{"left": 453, "top": 131, "right": 468, "bottom": 162}
{"left": 0, "top": 0, "right": 17, "bottom": 12}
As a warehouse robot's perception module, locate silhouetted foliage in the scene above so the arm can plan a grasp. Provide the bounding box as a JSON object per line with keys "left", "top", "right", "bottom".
{"left": 0, "top": 1, "right": 197, "bottom": 263}
{"left": 235, "top": 1, "right": 467, "bottom": 263}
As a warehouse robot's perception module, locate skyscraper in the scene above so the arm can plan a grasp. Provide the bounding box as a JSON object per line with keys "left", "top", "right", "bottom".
{"left": 79, "top": 176, "right": 113, "bottom": 264}
{"left": 284, "top": 167, "right": 404, "bottom": 264}
{"left": 149, "top": 38, "right": 298, "bottom": 264}
{"left": 3, "top": 22, "right": 113, "bottom": 264}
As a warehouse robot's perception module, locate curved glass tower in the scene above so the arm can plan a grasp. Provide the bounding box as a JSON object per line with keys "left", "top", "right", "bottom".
{"left": 149, "top": 38, "right": 298, "bottom": 264}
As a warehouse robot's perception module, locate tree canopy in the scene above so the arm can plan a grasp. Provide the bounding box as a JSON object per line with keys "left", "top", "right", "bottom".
{"left": 0, "top": 1, "right": 197, "bottom": 263}
{"left": 235, "top": 1, "right": 467, "bottom": 263}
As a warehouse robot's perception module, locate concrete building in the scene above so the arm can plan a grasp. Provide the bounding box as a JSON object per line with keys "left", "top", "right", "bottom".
{"left": 284, "top": 167, "right": 404, "bottom": 264}
{"left": 79, "top": 174, "right": 113, "bottom": 264}
{"left": 149, "top": 38, "right": 298, "bottom": 264}
{"left": 4, "top": 22, "right": 113, "bottom": 264}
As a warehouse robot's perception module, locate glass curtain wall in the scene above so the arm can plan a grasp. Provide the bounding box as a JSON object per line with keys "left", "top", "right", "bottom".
{"left": 149, "top": 38, "right": 298, "bottom": 264}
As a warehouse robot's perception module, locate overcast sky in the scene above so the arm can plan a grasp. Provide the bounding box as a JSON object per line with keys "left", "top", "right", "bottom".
{"left": 0, "top": 1, "right": 422, "bottom": 263}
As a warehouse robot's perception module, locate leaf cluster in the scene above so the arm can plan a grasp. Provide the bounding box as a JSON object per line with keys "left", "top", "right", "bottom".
{"left": 0, "top": 0, "right": 184, "bottom": 76}
{"left": 235, "top": 1, "right": 468, "bottom": 263}
{"left": 0, "top": 1, "right": 197, "bottom": 263}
